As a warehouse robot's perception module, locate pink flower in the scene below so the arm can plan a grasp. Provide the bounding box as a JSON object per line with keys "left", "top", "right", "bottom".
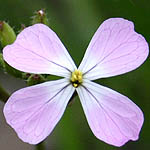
{"left": 3, "top": 18, "right": 149, "bottom": 146}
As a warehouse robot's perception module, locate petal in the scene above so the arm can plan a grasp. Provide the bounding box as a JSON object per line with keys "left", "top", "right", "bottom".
{"left": 76, "top": 80, "right": 144, "bottom": 147}
{"left": 4, "top": 79, "right": 75, "bottom": 144}
{"left": 3, "top": 24, "right": 76, "bottom": 77}
{"left": 79, "top": 18, "right": 149, "bottom": 80}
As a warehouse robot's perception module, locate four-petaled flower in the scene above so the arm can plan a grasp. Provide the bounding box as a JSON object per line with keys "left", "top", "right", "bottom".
{"left": 3, "top": 18, "right": 149, "bottom": 146}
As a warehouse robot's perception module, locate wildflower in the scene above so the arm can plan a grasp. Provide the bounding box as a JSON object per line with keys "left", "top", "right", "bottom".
{"left": 3, "top": 18, "right": 149, "bottom": 146}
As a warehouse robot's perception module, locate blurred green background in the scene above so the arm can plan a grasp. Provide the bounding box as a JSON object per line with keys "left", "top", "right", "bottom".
{"left": 0, "top": 0, "right": 150, "bottom": 150}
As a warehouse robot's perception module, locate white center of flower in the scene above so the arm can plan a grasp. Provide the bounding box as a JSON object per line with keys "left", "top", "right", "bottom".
{"left": 70, "top": 70, "right": 83, "bottom": 88}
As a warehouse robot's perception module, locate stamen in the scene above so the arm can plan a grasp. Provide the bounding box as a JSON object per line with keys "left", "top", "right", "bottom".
{"left": 70, "top": 70, "right": 83, "bottom": 88}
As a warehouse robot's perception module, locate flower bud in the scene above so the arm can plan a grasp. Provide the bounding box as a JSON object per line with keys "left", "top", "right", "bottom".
{"left": 27, "top": 74, "right": 46, "bottom": 86}
{"left": 31, "top": 9, "right": 49, "bottom": 25}
{"left": 0, "top": 21, "right": 16, "bottom": 47}
{"left": 22, "top": 72, "right": 31, "bottom": 80}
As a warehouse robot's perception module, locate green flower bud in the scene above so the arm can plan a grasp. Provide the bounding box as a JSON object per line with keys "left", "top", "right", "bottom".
{"left": 27, "top": 74, "right": 46, "bottom": 86}
{"left": 31, "top": 9, "right": 49, "bottom": 25}
{"left": 32, "top": 10, "right": 49, "bottom": 25}
{"left": 22, "top": 72, "right": 31, "bottom": 80}
{"left": 0, "top": 21, "right": 16, "bottom": 47}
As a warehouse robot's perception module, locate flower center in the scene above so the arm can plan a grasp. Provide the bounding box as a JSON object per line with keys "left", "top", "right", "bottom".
{"left": 70, "top": 70, "right": 83, "bottom": 88}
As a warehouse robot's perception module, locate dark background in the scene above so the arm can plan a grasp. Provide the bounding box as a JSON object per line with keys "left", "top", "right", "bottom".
{"left": 0, "top": 0, "right": 150, "bottom": 150}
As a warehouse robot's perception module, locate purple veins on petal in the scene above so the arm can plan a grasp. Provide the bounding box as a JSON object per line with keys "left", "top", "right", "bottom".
{"left": 77, "top": 80, "right": 144, "bottom": 147}
{"left": 2, "top": 17, "right": 148, "bottom": 146}
{"left": 4, "top": 79, "right": 75, "bottom": 144}
{"left": 79, "top": 18, "right": 149, "bottom": 80}
{"left": 3, "top": 23, "right": 76, "bottom": 78}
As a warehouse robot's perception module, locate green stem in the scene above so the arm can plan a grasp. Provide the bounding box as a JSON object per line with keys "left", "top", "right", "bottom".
{"left": 0, "top": 83, "right": 10, "bottom": 103}
{"left": 36, "top": 142, "right": 45, "bottom": 150}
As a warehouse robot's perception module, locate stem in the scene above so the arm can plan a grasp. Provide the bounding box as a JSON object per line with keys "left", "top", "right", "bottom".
{"left": 36, "top": 141, "right": 45, "bottom": 150}
{"left": 0, "top": 83, "right": 10, "bottom": 103}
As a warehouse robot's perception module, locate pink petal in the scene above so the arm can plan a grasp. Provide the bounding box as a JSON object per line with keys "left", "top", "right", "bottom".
{"left": 3, "top": 24, "right": 76, "bottom": 77}
{"left": 79, "top": 18, "right": 149, "bottom": 80}
{"left": 4, "top": 79, "right": 75, "bottom": 144}
{"left": 76, "top": 80, "right": 144, "bottom": 147}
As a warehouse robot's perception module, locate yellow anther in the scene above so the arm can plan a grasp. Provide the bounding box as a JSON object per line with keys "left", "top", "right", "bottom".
{"left": 73, "top": 83, "right": 78, "bottom": 88}
{"left": 70, "top": 70, "right": 83, "bottom": 88}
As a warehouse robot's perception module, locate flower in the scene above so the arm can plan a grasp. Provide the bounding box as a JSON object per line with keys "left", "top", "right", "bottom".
{"left": 3, "top": 18, "right": 149, "bottom": 146}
